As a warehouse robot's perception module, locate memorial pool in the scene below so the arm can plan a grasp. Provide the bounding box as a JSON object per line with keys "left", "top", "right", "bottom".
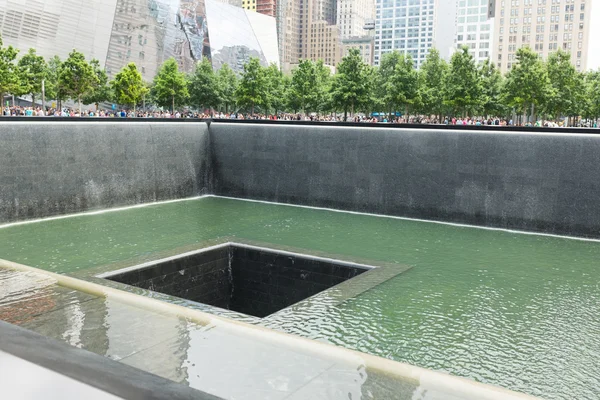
{"left": 0, "top": 196, "right": 598, "bottom": 399}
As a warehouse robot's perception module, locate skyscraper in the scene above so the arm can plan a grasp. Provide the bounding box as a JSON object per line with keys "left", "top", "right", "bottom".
{"left": 338, "top": 0, "right": 375, "bottom": 38}
{"left": 280, "top": 0, "right": 343, "bottom": 71}
{"left": 373, "top": 0, "right": 457, "bottom": 68}
{"left": 492, "top": 0, "right": 592, "bottom": 73}
{"left": 256, "top": 0, "right": 277, "bottom": 16}
{"left": 242, "top": 0, "right": 276, "bottom": 16}
{"left": 455, "top": 0, "right": 495, "bottom": 64}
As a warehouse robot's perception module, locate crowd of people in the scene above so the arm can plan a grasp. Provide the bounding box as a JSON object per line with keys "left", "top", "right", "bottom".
{"left": 1, "top": 105, "right": 598, "bottom": 128}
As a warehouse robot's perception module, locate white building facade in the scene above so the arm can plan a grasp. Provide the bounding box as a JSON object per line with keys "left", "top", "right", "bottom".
{"left": 337, "top": 0, "right": 375, "bottom": 39}
{"left": 455, "top": 0, "right": 495, "bottom": 64}
{"left": 373, "top": 0, "right": 456, "bottom": 68}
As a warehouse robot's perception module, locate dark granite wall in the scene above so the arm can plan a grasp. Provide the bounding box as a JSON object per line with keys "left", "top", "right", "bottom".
{"left": 230, "top": 246, "right": 366, "bottom": 317}
{"left": 107, "top": 246, "right": 230, "bottom": 309}
{"left": 210, "top": 123, "right": 600, "bottom": 238}
{"left": 0, "top": 122, "right": 211, "bottom": 222}
{"left": 106, "top": 245, "right": 367, "bottom": 318}
{"left": 3, "top": 120, "right": 600, "bottom": 238}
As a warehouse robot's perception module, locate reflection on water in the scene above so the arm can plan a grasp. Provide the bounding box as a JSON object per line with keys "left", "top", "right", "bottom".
{"left": 1, "top": 197, "right": 600, "bottom": 399}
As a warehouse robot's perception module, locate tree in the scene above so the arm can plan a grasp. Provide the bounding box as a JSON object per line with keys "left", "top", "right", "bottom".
{"left": 17, "top": 48, "right": 47, "bottom": 108}
{"left": 235, "top": 57, "right": 268, "bottom": 115}
{"left": 188, "top": 57, "right": 219, "bottom": 111}
{"left": 390, "top": 52, "right": 418, "bottom": 117}
{"left": 503, "top": 47, "right": 553, "bottom": 123}
{"left": 111, "top": 62, "right": 148, "bottom": 114}
{"left": 216, "top": 63, "right": 238, "bottom": 113}
{"left": 313, "top": 60, "right": 332, "bottom": 114}
{"left": 330, "top": 48, "right": 371, "bottom": 119}
{"left": 151, "top": 57, "right": 189, "bottom": 113}
{"left": 288, "top": 60, "right": 319, "bottom": 114}
{"left": 59, "top": 49, "right": 98, "bottom": 114}
{"left": 479, "top": 58, "right": 506, "bottom": 118}
{"left": 419, "top": 48, "right": 447, "bottom": 120}
{"left": 377, "top": 51, "right": 402, "bottom": 118}
{"left": 264, "top": 63, "right": 288, "bottom": 115}
{"left": 545, "top": 49, "right": 579, "bottom": 122}
{"left": 0, "top": 35, "right": 19, "bottom": 114}
{"left": 83, "top": 59, "right": 112, "bottom": 110}
{"left": 583, "top": 70, "right": 600, "bottom": 122}
{"left": 444, "top": 46, "right": 483, "bottom": 116}
{"left": 45, "top": 56, "right": 66, "bottom": 110}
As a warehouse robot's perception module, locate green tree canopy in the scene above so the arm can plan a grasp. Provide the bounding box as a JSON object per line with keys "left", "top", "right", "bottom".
{"left": 111, "top": 62, "right": 148, "bottom": 114}
{"left": 0, "top": 35, "right": 19, "bottom": 114}
{"left": 479, "top": 58, "right": 506, "bottom": 117}
{"left": 288, "top": 59, "right": 317, "bottom": 113}
{"left": 59, "top": 49, "right": 98, "bottom": 114}
{"left": 264, "top": 63, "right": 288, "bottom": 115}
{"left": 188, "top": 57, "right": 219, "bottom": 111}
{"left": 418, "top": 48, "right": 447, "bottom": 119}
{"left": 17, "top": 48, "right": 47, "bottom": 107}
{"left": 583, "top": 70, "right": 600, "bottom": 121}
{"left": 376, "top": 51, "right": 402, "bottom": 117}
{"left": 444, "top": 46, "right": 483, "bottom": 116}
{"left": 390, "top": 52, "right": 418, "bottom": 116}
{"left": 83, "top": 59, "right": 112, "bottom": 109}
{"left": 502, "top": 47, "right": 553, "bottom": 122}
{"left": 216, "top": 63, "right": 238, "bottom": 114}
{"left": 44, "top": 55, "right": 65, "bottom": 108}
{"left": 235, "top": 57, "right": 268, "bottom": 115}
{"left": 545, "top": 49, "right": 579, "bottom": 120}
{"left": 331, "top": 48, "right": 371, "bottom": 119}
{"left": 151, "top": 58, "right": 189, "bottom": 113}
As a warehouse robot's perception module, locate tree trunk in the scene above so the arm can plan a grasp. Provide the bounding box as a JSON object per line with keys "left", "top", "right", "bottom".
{"left": 0, "top": 92, "right": 4, "bottom": 115}
{"left": 32, "top": 94, "right": 36, "bottom": 108}
{"left": 133, "top": 103, "right": 136, "bottom": 117}
{"left": 172, "top": 96, "right": 175, "bottom": 115}
{"left": 78, "top": 95, "right": 82, "bottom": 116}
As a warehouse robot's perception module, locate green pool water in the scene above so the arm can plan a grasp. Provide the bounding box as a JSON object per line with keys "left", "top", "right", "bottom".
{"left": 1, "top": 196, "right": 599, "bottom": 400}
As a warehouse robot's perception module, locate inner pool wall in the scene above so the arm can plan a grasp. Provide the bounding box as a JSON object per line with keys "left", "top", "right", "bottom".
{"left": 0, "top": 121, "right": 211, "bottom": 222}
{"left": 210, "top": 121, "right": 600, "bottom": 238}
{"left": 1, "top": 119, "right": 600, "bottom": 238}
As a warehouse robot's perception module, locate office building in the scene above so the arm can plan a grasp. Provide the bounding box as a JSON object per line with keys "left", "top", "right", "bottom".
{"left": 455, "top": 0, "right": 495, "bottom": 64}
{"left": 492, "top": 0, "right": 592, "bottom": 72}
{"left": 342, "top": 36, "right": 374, "bottom": 64}
{"left": 373, "top": 0, "right": 457, "bottom": 68}
{"left": 280, "top": 0, "right": 343, "bottom": 71}
{"left": 338, "top": 0, "right": 375, "bottom": 39}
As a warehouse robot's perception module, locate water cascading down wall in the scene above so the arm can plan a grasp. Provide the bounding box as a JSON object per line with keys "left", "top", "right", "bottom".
{"left": 1, "top": 120, "right": 599, "bottom": 238}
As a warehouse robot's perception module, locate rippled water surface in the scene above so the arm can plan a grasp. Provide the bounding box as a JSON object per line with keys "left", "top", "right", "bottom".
{"left": 1, "top": 197, "right": 599, "bottom": 399}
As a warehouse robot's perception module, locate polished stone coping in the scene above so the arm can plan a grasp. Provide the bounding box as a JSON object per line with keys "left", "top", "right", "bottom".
{"left": 0, "top": 117, "right": 598, "bottom": 135}
{"left": 97, "top": 242, "right": 376, "bottom": 279}
{"left": 0, "top": 258, "right": 541, "bottom": 400}
{"left": 0, "top": 322, "right": 222, "bottom": 400}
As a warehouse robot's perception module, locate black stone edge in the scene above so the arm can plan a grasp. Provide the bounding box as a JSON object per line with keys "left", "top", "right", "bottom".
{"left": 0, "top": 116, "right": 598, "bottom": 135}
{"left": 233, "top": 243, "right": 376, "bottom": 271}
{"left": 99, "top": 241, "right": 376, "bottom": 282}
{"left": 97, "top": 242, "right": 232, "bottom": 279}
{"left": 0, "top": 320, "right": 223, "bottom": 400}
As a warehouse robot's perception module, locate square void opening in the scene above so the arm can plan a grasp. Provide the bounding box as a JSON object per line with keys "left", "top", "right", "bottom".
{"left": 103, "top": 244, "right": 370, "bottom": 318}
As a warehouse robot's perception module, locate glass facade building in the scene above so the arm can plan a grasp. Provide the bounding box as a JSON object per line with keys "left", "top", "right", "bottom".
{"left": 0, "top": 0, "right": 278, "bottom": 80}
{"left": 373, "top": 0, "right": 456, "bottom": 68}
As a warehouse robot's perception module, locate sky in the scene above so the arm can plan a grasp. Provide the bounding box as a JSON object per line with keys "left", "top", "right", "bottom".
{"left": 588, "top": 0, "right": 600, "bottom": 70}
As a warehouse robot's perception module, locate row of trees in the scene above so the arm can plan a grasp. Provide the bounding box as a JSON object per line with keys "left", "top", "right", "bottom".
{"left": 160, "top": 45, "right": 600, "bottom": 122}
{"left": 2, "top": 32, "right": 600, "bottom": 121}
